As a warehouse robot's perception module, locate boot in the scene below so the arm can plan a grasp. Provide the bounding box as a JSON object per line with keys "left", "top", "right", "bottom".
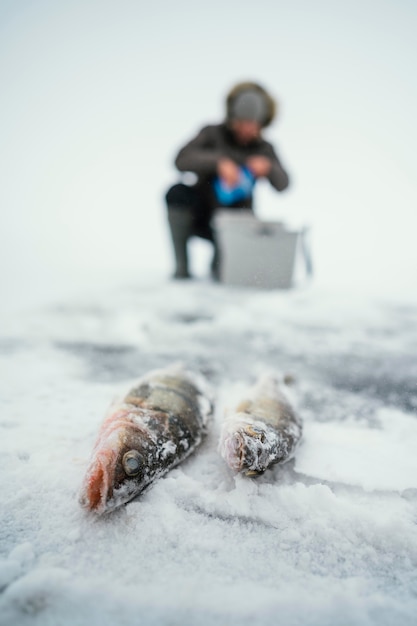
{"left": 167, "top": 208, "right": 194, "bottom": 279}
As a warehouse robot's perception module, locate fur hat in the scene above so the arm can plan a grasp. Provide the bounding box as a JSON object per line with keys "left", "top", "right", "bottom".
{"left": 226, "top": 81, "right": 277, "bottom": 128}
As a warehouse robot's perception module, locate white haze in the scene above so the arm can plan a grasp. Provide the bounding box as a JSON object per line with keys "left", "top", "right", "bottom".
{"left": 1, "top": 0, "right": 417, "bottom": 312}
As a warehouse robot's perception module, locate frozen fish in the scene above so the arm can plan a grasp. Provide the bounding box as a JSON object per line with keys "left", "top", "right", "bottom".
{"left": 79, "top": 365, "right": 213, "bottom": 514}
{"left": 219, "top": 375, "right": 302, "bottom": 476}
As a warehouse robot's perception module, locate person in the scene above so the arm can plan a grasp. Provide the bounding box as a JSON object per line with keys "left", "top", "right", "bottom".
{"left": 165, "top": 81, "right": 290, "bottom": 280}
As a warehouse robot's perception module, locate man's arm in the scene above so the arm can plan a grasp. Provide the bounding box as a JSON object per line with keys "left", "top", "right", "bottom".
{"left": 175, "top": 126, "right": 224, "bottom": 176}
{"left": 245, "top": 144, "right": 289, "bottom": 191}
{"left": 260, "top": 143, "right": 290, "bottom": 192}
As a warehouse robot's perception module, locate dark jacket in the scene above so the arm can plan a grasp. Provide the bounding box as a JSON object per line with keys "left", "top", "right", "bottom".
{"left": 174, "top": 123, "right": 289, "bottom": 215}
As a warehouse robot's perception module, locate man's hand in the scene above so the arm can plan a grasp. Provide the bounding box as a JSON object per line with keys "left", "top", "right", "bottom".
{"left": 217, "top": 158, "right": 241, "bottom": 187}
{"left": 246, "top": 156, "right": 272, "bottom": 178}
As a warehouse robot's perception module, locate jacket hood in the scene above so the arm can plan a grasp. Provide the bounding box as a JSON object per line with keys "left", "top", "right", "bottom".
{"left": 225, "top": 81, "right": 277, "bottom": 128}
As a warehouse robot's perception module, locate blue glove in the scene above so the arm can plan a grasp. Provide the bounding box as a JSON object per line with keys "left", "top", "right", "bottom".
{"left": 213, "top": 166, "right": 255, "bottom": 206}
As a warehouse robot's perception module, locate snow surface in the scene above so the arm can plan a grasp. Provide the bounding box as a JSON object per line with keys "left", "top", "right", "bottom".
{"left": 1, "top": 277, "right": 417, "bottom": 626}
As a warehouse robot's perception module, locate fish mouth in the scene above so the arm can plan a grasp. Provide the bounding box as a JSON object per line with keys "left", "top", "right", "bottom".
{"left": 221, "top": 423, "right": 269, "bottom": 475}
{"left": 79, "top": 449, "right": 117, "bottom": 514}
{"left": 221, "top": 431, "right": 246, "bottom": 472}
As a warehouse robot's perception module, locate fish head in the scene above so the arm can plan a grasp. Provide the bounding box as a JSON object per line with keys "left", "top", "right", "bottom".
{"left": 79, "top": 410, "right": 156, "bottom": 514}
{"left": 220, "top": 415, "right": 271, "bottom": 475}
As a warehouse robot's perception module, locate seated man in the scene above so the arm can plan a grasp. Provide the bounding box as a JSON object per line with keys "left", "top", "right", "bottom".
{"left": 165, "top": 81, "right": 290, "bottom": 279}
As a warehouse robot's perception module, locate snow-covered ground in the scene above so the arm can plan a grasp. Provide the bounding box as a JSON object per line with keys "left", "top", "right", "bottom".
{"left": 1, "top": 277, "right": 417, "bottom": 626}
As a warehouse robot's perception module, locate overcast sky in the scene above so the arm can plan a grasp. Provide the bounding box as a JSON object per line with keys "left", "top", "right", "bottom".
{"left": 1, "top": 0, "right": 416, "bottom": 309}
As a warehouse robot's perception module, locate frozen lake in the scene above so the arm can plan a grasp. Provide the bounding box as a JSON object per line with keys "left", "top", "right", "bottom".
{"left": 1, "top": 278, "right": 417, "bottom": 626}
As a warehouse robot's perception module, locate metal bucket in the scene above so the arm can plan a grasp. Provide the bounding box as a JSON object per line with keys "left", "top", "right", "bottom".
{"left": 214, "top": 211, "right": 312, "bottom": 289}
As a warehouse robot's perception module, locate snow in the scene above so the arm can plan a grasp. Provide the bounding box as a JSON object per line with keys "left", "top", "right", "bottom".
{"left": 295, "top": 412, "right": 417, "bottom": 491}
{"left": 1, "top": 278, "right": 417, "bottom": 625}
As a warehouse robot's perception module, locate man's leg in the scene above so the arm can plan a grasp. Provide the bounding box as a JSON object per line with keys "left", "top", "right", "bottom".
{"left": 167, "top": 207, "right": 193, "bottom": 279}
{"left": 166, "top": 183, "right": 221, "bottom": 280}
{"left": 166, "top": 184, "right": 200, "bottom": 279}
{"left": 210, "top": 236, "right": 221, "bottom": 281}
{"left": 193, "top": 218, "right": 220, "bottom": 281}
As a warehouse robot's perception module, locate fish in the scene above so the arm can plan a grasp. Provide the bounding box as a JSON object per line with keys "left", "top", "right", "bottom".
{"left": 79, "top": 365, "right": 213, "bottom": 514}
{"left": 219, "top": 375, "right": 302, "bottom": 476}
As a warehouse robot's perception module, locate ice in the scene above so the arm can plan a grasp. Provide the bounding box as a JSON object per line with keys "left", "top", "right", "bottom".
{"left": 1, "top": 279, "right": 417, "bottom": 625}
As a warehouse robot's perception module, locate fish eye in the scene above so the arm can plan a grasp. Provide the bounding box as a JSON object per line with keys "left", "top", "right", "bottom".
{"left": 122, "top": 450, "right": 143, "bottom": 477}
